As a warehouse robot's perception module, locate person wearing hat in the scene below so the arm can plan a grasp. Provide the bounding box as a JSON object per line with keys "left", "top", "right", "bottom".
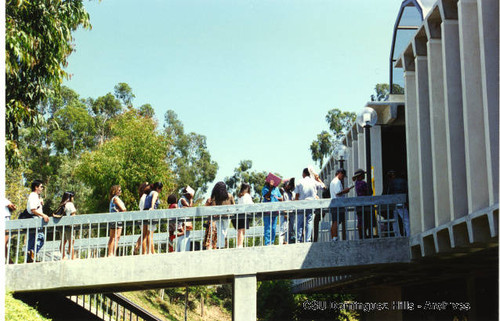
{"left": 329, "top": 169, "right": 353, "bottom": 241}
{"left": 352, "top": 169, "right": 376, "bottom": 239}
{"left": 177, "top": 186, "right": 195, "bottom": 252}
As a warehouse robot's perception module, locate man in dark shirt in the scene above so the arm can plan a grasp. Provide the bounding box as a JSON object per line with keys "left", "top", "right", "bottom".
{"left": 385, "top": 170, "right": 410, "bottom": 236}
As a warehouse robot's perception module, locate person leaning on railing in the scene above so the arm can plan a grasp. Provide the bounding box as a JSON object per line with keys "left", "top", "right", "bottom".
{"left": 4, "top": 198, "right": 16, "bottom": 263}
{"left": 176, "top": 186, "right": 195, "bottom": 252}
{"left": 26, "top": 180, "right": 49, "bottom": 263}
{"left": 134, "top": 182, "right": 151, "bottom": 255}
{"left": 329, "top": 169, "right": 354, "bottom": 242}
{"left": 107, "top": 185, "right": 127, "bottom": 257}
{"left": 204, "top": 182, "right": 234, "bottom": 250}
{"left": 55, "top": 191, "right": 77, "bottom": 260}
{"left": 352, "top": 169, "right": 376, "bottom": 239}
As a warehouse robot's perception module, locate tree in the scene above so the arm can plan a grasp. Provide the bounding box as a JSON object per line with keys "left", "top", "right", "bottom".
{"left": 89, "top": 92, "right": 123, "bottom": 145}
{"left": 76, "top": 111, "right": 174, "bottom": 213}
{"left": 224, "top": 160, "right": 267, "bottom": 202}
{"left": 371, "top": 83, "right": 404, "bottom": 101}
{"left": 114, "top": 82, "right": 135, "bottom": 108}
{"left": 5, "top": 0, "right": 91, "bottom": 165}
{"left": 138, "top": 104, "right": 155, "bottom": 118}
{"left": 310, "top": 109, "right": 356, "bottom": 168}
{"left": 164, "top": 110, "right": 218, "bottom": 196}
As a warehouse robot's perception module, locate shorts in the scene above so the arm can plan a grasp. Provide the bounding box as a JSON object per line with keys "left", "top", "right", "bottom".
{"left": 109, "top": 221, "right": 123, "bottom": 229}
{"left": 330, "top": 207, "right": 345, "bottom": 223}
{"left": 231, "top": 214, "right": 251, "bottom": 230}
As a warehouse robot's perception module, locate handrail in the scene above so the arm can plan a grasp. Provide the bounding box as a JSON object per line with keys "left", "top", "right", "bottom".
{"left": 5, "top": 194, "right": 408, "bottom": 264}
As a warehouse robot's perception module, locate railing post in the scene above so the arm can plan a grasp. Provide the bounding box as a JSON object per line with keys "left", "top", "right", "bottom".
{"left": 233, "top": 274, "right": 257, "bottom": 321}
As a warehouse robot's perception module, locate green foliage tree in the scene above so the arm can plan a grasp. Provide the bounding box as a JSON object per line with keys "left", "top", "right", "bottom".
{"left": 371, "top": 83, "right": 404, "bottom": 101}
{"left": 89, "top": 92, "right": 123, "bottom": 145}
{"left": 138, "top": 104, "right": 155, "bottom": 118}
{"left": 76, "top": 110, "right": 174, "bottom": 213}
{"left": 257, "top": 280, "right": 295, "bottom": 321}
{"left": 224, "top": 160, "right": 267, "bottom": 202}
{"left": 5, "top": 0, "right": 91, "bottom": 165}
{"left": 114, "top": 82, "right": 136, "bottom": 108}
{"left": 164, "top": 110, "right": 218, "bottom": 195}
{"left": 310, "top": 109, "right": 356, "bottom": 168}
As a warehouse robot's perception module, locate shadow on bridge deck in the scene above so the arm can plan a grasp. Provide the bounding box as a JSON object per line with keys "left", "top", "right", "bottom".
{"left": 6, "top": 237, "right": 410, "bottom": 294}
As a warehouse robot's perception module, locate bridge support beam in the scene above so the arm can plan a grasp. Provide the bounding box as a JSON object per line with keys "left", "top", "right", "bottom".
{"left": 233, "top": 274, "right": 256, "bottom": 321}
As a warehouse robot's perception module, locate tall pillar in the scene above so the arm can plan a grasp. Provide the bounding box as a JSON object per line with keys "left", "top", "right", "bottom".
{"left": 425, "top": 16, "right": 452, "bottom": 226}
{"left": 441, "top": 13, "right": 469, "bottom": 219}
{"left": 357, "top": 130, "right": 366, "bottom": 171}
{"left": 233, "top": 274, "right": 256, "bottom": 321}
{"left": 413, "top": 31, "right": 435, "bottom": 231}
{"left": 402, "top": 53, "right": 423, "bottom": 235}
{"left": 458, "top": 0, "right": 489, "bottom": 212}
{"left": 370, "top": 125, "right": 383, "bottom": 195}
{"left": 478, "top": 0, "right": 499, "bottom": 205}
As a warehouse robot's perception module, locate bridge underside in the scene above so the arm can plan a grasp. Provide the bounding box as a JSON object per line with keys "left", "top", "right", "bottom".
{"left": 6, "top": 238, "right": 409, "bottom": 295}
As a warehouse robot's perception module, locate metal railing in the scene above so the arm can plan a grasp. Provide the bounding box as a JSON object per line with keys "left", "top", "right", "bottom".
{"left": 5, "top": 194, "right": 407, "bottom": 264}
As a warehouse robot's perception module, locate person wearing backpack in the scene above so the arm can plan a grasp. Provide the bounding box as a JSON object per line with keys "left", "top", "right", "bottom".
{"left": 56, "top": 192, "right": 77, "bottom": 260}
{"left": 26, "top": 180, "right": 49, "bottom": 263}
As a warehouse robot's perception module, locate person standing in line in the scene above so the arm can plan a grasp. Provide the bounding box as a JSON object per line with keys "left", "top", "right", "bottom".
{"left": 134, "top": 182, "right": 151, "bottom": 254}
{"left": 235, "top": 182, "right": 253, "bottom": 248}
{"left": 262, "top": 179, "right": 283, "bottom": 245}
{"left": 294, "top": 168, "right": 325, "bottom": 243}
{"left": 167, "top": 194, "right": 178, "bottom": 253}
{"left": 177, "top": 186, "right": 194, "bottom": 252}
{"left": 57, "top": 192, "right": 77, "bottom": 260}
{"left": 385, "top": 170, "right": 410, "bottom": 236}
{"left": 4, "top": 198, "right": 16, "bottom": 263}
{"left": 280, "top": 178, "right": 295, "bottom": 244}
{"left": 143, "top": 182, "right": 163, "bottom": 254}
{"left": 204, "top": 182, "right": 235, "bottom": 249}
{"left": 26, "top": 180, "right": 49, "bottom": 263}
{"left": 108, "top": 185, "right": 127, "bottom": 257}
{"left": 353, "top": 169, "right": 375, "bottom": 239}
{"left": 329, "top": 169, "right": 353, "bottom": 241}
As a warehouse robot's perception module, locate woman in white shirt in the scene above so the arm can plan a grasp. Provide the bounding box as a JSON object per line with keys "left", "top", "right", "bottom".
{"left": 235, "top": 183, "right": 253, "bottom": 248}
{"left": 57, "top": 191, "right": 77, "bottom": 260}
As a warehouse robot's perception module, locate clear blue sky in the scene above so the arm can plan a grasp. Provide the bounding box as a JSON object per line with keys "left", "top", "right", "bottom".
{"left": 64, "top": 0, "right": 407, "bottom": 194}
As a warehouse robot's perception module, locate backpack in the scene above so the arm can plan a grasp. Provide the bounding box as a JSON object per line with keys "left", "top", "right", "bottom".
{"left": 18, "top": 209, "right": 33, "bottom": 219}
{"left": 52, "top": 204, "right": 65, "bottom": 218}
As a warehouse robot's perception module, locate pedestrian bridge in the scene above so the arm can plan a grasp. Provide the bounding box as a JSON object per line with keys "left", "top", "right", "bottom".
{"left": 5, "top": 195, "right": 409, "bottom": 319}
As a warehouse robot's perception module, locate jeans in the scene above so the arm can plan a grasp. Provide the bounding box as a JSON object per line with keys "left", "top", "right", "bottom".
{"left": 27, "top": 229, "right": 45, "bottom": 254}
{"left": 263, "top": 212, "right": 278, "bottom": 245}
{"left": 176, "top": 231, "right": 191, "bottom": 252}
{"left": 288, "top": 212, "right": 296, "bottom": 244}
{"left": 296, "top": 209, "right": 314, "bottom": 243}
{"left": 393, "top": 207, "right": 410, "bottom": 236}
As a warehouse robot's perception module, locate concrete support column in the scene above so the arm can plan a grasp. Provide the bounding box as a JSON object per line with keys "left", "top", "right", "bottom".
{"left": 478, "top": 0, "right": 499, "bottom": 205}
{"left": 414, "top": 48, "right": 435, "bottom": 231}
{"left": 370, "top": 125, "right": 383, "bottom": 195}
{"left": 426, "top": 35, "right": 452, "bottom": 225}
{"left": 233, "top": 274, "right": 256, "bottom": 321}
{"left": 404, "top": 70, "right": 423, "bottom": 235}
{"left": 442, "top": 19, "right": 469, "bottom": 219}
{"left": 357, "top": 131, "right": 366, "bottom": 172}
{"left": 458, "top": 0, "right": 490, "bottom": 212}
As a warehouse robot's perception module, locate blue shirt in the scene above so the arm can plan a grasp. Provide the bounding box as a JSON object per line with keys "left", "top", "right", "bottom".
{"left": 261, "top": 185, "right": 282, "bottom": 203}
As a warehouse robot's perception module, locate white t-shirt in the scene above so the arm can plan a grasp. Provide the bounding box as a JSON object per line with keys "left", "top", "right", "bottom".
{"left": 330, "top": 177, "right": 345, "bottom": 198}
{"left": 64, "top": 202, "right": 76, "bottom": 216}
{"left": 295, "top": 176, "right": 322, "bottom": 201}
{"left": 237, "top": 193, "right": 254, "bottom": 205}
{"left": 27, "top": 192, "right": 43, "bottom": 215}
{"left": 139, "top": 194, "right": 147, "bottom": 211}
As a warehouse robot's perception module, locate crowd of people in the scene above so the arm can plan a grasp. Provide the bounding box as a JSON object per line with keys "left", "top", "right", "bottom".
{"left": 4, "top": 166, "right": 409, "bottom": 262}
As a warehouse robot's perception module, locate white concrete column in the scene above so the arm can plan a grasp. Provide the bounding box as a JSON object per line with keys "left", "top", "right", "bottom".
{"left": 370, "top": 125, "right": 383, "bottom": 195}
{"left": 413, "top": 39, "right": 435, "bottom": 231}
{"left": 233, "top": 274, "right": 256, "bottom": 321}
{"left": 442, "top": 19, "right": 469, "bottom": 220}
{"left": 478, "top": 0, "right": 499, "bottom": 205}
{"left": 458, "top": 0, "right": 490, "bottom": 212}
{"left": 426, "top": 34, "right": 452, "bottom": 225}
{"left": 404, "top": 70, "right": 423, "bottom": 235}
{"left": 357, "top": 131, "right": 366, "bottom": 171}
